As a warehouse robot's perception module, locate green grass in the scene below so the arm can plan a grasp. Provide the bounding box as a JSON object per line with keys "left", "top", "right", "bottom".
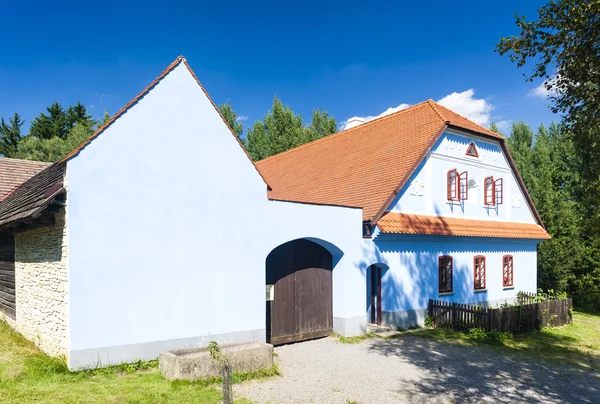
{"left": 409, "top": 310, "right": 600, "bottom": 372}
{"left": 0, "top": 320, "right": 278, "bottom": 403}
{"left": 334, "top": 332, "right": 375, "bottom": 344}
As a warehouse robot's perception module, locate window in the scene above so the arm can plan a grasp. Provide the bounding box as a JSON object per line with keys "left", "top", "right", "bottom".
{"left": 438, "top": 256, "right": 453, "bottom": 293}
{"left": 466, "top": 142, "right": 479, "bottom": 157}
{"left": 447, "top": 169, "right": 468, "bottom": 201}
{"left": 474, "top": 255, "right": 486, "bottom": 290}
{"left": 484, "top": 176, "right": 495, "bottom": 205}
{"left": 503, "top": 255, "right": 514, "bottom": 287}
{"left": 484, "top": 177, "right": 504, "bottom": 206}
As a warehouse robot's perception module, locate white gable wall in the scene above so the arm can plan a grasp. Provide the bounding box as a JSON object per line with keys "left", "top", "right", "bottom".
{"left": 388, "top": 130, "right": 537, "bottom": 224}
{"left": 66, "top": 63, "right": 365, "bottom": 369}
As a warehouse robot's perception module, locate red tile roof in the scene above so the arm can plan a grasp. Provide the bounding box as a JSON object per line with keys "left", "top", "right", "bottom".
{"left": 378, "top": 212, "right": 551, "bottom": 240}
{"left": 0, "top": 158, "right": 51, "bottom": 201}
{"left": 256, "top": 100, "right": 512, "bottom": 223}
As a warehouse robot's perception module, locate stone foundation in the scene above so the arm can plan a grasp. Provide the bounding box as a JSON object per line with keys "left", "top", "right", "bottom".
{"left": 6, "top": 209, "right": 68, "bottom": 358}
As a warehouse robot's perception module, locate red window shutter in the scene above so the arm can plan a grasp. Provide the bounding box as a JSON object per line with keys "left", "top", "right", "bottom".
{"left": 484, "top": 176, "right": 495, "bottom": 205}
{"left": 474, "top": 256, "right": 486, "bottom": 290}
{"left": 503, "top": 255, "right": 513, "bottom": 287}
{"left": 459, "top": 171, "right": 468, "bottom": 200}
{"left": 495, "top": 178, "right": 503, "bottom": 204}
{"left": 438, "top": 256, "right": 453, "bottom": 293}
{"left": 447, "top": 170, "right": 459, "bottom": 201}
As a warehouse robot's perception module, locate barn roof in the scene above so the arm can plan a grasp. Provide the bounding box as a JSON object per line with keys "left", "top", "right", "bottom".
{"left": 0, "top": 163, "right": 65, "bottom": 228}
{"left": 0, "top": 158, "right": 51, "bottom": 201}
{"left": 256, "top": 100, "right": 519, "bottom": 224}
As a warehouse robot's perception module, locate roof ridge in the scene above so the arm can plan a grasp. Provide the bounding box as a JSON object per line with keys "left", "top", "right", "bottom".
{"left": 59, "top": 56, "right": 186, "bottom": 163}
{"left": 434, "top": 102, "right": 504, "bottom": 138}
{"left": 256, "top": 100, "right": 433, "bottom": 165}
{"left": 0, "top": 157, "right": 51, "bottom": 165}
{"left": 426, "top": 99, "right": 449, "bottom": 123}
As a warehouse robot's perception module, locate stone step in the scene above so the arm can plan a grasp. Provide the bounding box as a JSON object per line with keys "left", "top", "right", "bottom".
{"left": 366, "top": 323, "right": 391, "bottom": 333}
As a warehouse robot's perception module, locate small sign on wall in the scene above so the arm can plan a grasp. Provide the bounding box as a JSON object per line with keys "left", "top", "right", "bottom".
{"left": 265, "top": 285, "right": 274, "bottom": 301}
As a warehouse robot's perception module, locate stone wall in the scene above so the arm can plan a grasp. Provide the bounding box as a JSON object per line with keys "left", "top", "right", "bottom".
{"left": 9, "top": 209, "right": 68, "bottom": 357}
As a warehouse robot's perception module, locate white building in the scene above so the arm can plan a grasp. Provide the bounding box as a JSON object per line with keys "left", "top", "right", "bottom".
{"left": 0, "top": 57, "right": 549, "bottom": 369}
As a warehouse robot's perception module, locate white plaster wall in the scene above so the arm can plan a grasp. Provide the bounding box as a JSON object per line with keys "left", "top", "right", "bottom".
{"left": 389, "top": 131, "right": 537, "bottom": 224}
{"left": 10, "top": 209, "right": 68, "bottom": 357}
{"left": 66, "top": 63, "right": 364, "bottom": 368}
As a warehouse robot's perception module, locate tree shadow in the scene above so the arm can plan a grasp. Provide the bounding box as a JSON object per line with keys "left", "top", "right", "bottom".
{"left": 366, "top": 331, "right": 600, "bottom": 403}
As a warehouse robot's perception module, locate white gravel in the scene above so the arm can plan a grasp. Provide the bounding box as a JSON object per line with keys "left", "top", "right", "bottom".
{"left": 235, "top": 335, "right": 600, "bottom": 404}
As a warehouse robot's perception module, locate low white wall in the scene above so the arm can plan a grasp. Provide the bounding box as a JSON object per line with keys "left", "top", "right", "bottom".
{"left": 6, "top": 209, "right": 69, "bottom": 358}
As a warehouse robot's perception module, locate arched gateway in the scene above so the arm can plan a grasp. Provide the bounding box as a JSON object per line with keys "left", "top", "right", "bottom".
{"left": 265, "top": 239, "right": 333, "bottom": 345}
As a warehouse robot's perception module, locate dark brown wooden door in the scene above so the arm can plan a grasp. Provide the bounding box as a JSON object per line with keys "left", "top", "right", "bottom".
{"left": 370, "top": 266, "right": 382, "bottom": 325}
{"left": 266, "top": 239, "right": 333, "bottom": 345}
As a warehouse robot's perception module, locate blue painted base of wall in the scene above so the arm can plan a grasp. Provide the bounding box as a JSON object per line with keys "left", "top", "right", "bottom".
{"left": 68, "top": 328, "right": 266, "bottom": 370}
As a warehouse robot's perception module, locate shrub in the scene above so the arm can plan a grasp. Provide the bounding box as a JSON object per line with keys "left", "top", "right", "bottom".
{"left": 424, "top": 314, "right": 433, "bottom": 328}
{"left": 467, "top": 327, "right": 512, "bottom": 344}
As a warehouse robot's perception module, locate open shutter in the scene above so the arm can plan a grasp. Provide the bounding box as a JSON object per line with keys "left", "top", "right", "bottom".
{"left": 447, "top": 169, "right": 459, "bottom": 201}
{"left": 484, "top": 176, "right": 495, "bottom": 205}
{"left": 459, "top": 171, "right": 468, "bottom": 200}
{"left": 495, "top": 178, "right": 503, "bottom": 204}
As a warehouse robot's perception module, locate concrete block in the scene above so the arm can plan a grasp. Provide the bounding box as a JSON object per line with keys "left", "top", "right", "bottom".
{"left": 159, "top": 342, "right": 273, "bottom": 380}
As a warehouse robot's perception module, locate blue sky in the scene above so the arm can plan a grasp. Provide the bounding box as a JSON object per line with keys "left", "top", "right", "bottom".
{"left": 0, "top": 0, "right": 555, "bottom": 136}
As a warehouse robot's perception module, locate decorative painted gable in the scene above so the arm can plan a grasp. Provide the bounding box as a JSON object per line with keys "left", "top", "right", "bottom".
{"left": 387, "top": 129, "right": 538, "bottom": 224}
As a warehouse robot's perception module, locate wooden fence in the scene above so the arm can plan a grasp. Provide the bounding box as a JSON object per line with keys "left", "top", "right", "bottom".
{"left": 428, "top": 296, "right": 572, "bottom": 334}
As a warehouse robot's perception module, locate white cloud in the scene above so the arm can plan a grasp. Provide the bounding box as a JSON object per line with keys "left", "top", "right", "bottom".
{"left": 495, "top": 119, "right": 512, "bottom": 133}
{"left": 342, "top": 89, "right": 497, "bottom": 129}
{"left": 528, "top": 78, "right": 558, "bottom": 98}
{"left": 436, "top": 89, "right": 494, "bottom": 126}
{"left": 236, "top": 115, "right": 249, "bottom": 122}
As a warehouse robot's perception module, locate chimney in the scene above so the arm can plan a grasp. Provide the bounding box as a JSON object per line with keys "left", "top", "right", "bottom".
{"left": 345, "top": 117, "right": 367, "bottom": 129}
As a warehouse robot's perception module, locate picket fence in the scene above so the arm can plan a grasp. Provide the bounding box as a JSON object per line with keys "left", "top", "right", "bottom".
{"left": 427, "top": 295, "right": 572, "bottom": 334}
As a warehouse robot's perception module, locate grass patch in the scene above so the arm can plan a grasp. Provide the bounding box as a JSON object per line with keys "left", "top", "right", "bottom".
{"left": 409, "top": 311, "right": 600, "bottom": 372}
{"left": 0, "top": 320, "right": 278, "bottom": 403}
{"left": 334, "top": 333, "right": 375, "bottom": 344}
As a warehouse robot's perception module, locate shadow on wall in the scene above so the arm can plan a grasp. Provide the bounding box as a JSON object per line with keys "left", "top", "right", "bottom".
{"left": 15, "top": 210, "right": 65, "bottom": 264}
{"left": 366, "top": 333, "right": 598, "bottom": 403}
{"left": 357, "top": 212, "right": 536, "bottom": 327}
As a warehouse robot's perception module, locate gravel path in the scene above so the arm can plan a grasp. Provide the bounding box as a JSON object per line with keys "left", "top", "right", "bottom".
{"left": 235, "top": 335, "right": 600, "bottom": 404}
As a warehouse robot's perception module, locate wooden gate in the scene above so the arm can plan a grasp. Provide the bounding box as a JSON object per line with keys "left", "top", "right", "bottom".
{"left": 266, "top": 239, "right": 333, "bottom": 345}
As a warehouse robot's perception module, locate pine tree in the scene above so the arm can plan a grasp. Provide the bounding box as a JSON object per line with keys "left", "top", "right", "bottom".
{"left": 0, "top": 113, "right": 24, "bottom": 157}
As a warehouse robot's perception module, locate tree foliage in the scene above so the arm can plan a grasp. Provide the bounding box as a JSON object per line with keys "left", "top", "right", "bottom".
{"left": 507, "top": 121, "right": 600, "bottom": 309}
{"left": 246, "top": 96, "right": 337, "bottom": 161}
{"left": 497, "top": 0, "right": 600, "bottom": 232}
{"left": 14, "top": 121, "right": 98, "bottom": 162}
{"left": 29, "top": 102, "right": 92, "bottom": 140}
{"left": 219, "top": 101, "right": 245, "bottom": 144}
{"left": 0, "top": 113, "right": 24, "bottom": 157}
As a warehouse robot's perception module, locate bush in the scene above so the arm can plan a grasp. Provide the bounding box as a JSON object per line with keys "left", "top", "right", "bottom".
{"left": 424, "top": 314, "right": 433, "bottom": 328}
{"left": 467, "top": 328, "right": 512, "bottom": 344}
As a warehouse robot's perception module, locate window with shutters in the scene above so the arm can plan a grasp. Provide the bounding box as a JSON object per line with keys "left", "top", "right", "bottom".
{"left": 447, "top": 170, "right": 468, "bottom": 201}
{"left": 503, "top": 255, "right": 514, "bottom": 287}
{"left": 474, "top": 255, "right": 486, "bottom": 290}
{"left": 438, "top": 256, "right": 453, "bottom": 293}
{"left": 0, "top": 233, "right": 15, "bottom": 319}
{"left": 484, "top": 176, "right": 503, "bottom": 206}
